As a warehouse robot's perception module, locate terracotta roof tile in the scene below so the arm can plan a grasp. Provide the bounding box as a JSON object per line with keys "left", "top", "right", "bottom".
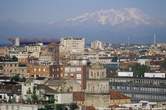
{"left": 110, "top": 90, "right": 130, "bottom": 100}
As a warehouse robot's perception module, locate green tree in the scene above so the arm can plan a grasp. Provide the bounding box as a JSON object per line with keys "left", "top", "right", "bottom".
{"left": 11, "top": 74, "right": 26, "bottom": 82}
{"left": 48, "top": 96, "right": 55, "bottom": 104}
{"left": 131, "top": 64, "right": 150, "bottom": 77}
{"left": 31, "top": 87, "right": 39, "bottom": 104}
{"left": 11, "top": 74, "right": 20, "bottom": 82}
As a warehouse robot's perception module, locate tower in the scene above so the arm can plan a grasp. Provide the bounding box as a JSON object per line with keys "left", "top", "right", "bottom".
{"left": 127, "top": 36, "right": 130, "bottom": 46}
{"left": 153, "top": 33, "right": 156, "bottom": 46}
{"left": 15, "top": 37, "right": 20, "bottom": 46}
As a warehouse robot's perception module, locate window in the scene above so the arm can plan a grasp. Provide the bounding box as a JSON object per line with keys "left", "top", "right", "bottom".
{"left": 91, "top": 72, "right": 93, "bottom": 77}
{"left": 97, "top": 72, "right": 99, "bottom": 77}
{"left": 102, "top": 72, "right": 105, "bottom": 77}
{"left": 43, "top": 68, "right": 46, "bottom": 72}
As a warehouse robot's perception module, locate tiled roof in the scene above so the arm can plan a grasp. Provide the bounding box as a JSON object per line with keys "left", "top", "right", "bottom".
{"left": 110, "top": 90, "right": 130, "bottom": 100}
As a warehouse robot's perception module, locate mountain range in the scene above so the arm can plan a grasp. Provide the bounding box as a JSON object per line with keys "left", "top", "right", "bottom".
{"left": 0, "top": 8, "right": 166, "bottom": 44}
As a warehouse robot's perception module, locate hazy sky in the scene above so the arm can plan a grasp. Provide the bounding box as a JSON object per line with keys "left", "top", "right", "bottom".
{"left": 0, "top": 0, "right": 165, "bottom": 23}
{"left": 0, "top": 0, "right": 166, "bottom": 44}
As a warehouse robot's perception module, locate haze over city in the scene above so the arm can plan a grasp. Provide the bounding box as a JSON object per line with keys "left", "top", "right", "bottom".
{"left": 0, "top": 1, "right": 166, "bottom": 110}
{"left": 0, "top": 0, "right": 166, "bottom": 44}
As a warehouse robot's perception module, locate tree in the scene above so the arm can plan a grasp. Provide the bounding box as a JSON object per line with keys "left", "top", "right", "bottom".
{"left": 131, "top": 64, "right": 150, "bottom": 77}
{"left": 11, "top": 74, "right": 26, "bottom": 82}
{"left": 11, "top": 74, "right": 20, "bottom": 82}
{"left": 48, "top": 96, "right": 55, "bottom": 104}
{"left": 31, "top": 87, "right": 39, "bottom": 104}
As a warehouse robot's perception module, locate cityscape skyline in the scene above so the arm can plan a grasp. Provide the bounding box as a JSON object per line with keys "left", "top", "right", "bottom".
{"left": 0, "top": 1, "right": 166, "bottom": 109}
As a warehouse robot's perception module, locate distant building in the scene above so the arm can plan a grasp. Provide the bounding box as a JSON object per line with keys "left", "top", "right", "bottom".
{"left": 118, "top": 72, "right": 133, "bottom": 77}
{"left": 25, "top": 44, "right": 42, "bottom": 58}
{"left": 144, "top": 73, "right": 165, "bottom": 78}
{"left": 15, "top": 37, "right": 20, "bottom": 46}
{"left": 60, "top": 37, "right": 85, "bottom": 55}
{"left": 40, "top": 42, "right": 60, "bottom": 63}
{"left": 91, "top": 40, "right": 104, "bottom": 50}
{"left": 0, "top": 47, "right": 8, "bottom": 57}
{"left": 0, "top": 57, "right": 27, "bottom": 77}
{"left": 47, "top": 42, "right": 60, "bottom": 62}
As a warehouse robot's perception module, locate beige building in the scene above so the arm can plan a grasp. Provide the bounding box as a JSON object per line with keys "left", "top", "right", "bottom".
{"left": 91, "top": 40, "right": 104, "bottom": 50}
{"left": 0, "top": 61, "right": 27, "bottom": 77}
{"left": 86, "top": 80, "right": 109, "bottom": 93}
{"left": 60, "top": 37, "right": 85, "bottom": 55}
{"left": 27, "top": 64, "right": 50, "bottom": 77}
{"left": 88, "top": 63, "right": 107, "bottom": 79}
{"left": 110, "top": 90, "right": 131, "bottom": 106}
{"left": 0, "top": 62, "right": 19, "bottom": 76}
{"left": 39, "top": 43, "right": 60, "bottom": 62}
{"left": 84, "top": 63, "right": 110, "bottom": 108}
{"left": 0, "top": 47, "right": 8, "bottom": 57}
{"left": 85, "top": 94, "right": 110, "bottom": 108}
{"left": 25, "top": 44, "right": 42, "bottom": 58}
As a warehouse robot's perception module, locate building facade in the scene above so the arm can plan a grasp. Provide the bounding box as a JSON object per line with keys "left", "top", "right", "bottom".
{"left": 84, "top": 63, "right": 110, "bottom": 107}
{"left": 27, "top": 64, "right": 50, "bottom": 77}
{"left": 91, "top": 40, "right": 104, "bottom": 50}
{"left": 110, "top": 77, "right": 166, "bottom": 102}
{"left": 60, "top": 37, "right": 85, "bottom": 54}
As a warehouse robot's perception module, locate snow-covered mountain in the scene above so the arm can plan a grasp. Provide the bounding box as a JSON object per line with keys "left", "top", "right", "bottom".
{"left": 66, "top": 8, "right": 154, "bottom": 26}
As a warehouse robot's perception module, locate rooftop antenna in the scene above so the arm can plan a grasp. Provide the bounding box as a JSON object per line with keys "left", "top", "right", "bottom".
{"left": 153, "top": 33, "right": 156, "bottom": 46}
{"left": 127, "top": 36, "right": 130, "bottom": 46}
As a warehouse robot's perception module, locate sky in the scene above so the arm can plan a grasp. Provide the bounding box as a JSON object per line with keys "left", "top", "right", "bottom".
{"left": 0, "top": 0, "right": 166, "bottom": 44}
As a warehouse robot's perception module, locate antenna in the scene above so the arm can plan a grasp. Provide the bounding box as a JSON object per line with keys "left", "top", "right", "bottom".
{"left": 127, "top": 36, "right": 130, "bottom": 46}
{"left": 153, "top": 33, "right": 156, "bottom": 45}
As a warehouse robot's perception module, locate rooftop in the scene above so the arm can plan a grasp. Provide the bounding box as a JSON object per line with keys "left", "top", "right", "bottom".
{"left": 110, "top": 90, "right": 130, "bottom": 100}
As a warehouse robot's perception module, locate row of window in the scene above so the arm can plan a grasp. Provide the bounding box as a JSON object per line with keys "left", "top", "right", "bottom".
{"left": 114, "top": 86, "right": 166, "bottom": 93}
{"left": 33, "top": 68, "right": 46, "bottom": 72}
{"left": 4, "top": 64, "right": 18, "bottom": 67}
{"left": 110, "top": 78, "right": 166, "bottom": 85}
{"left": 90, "top": 71, "right": 106, "bottom": 78}
{"left": 133, "top": 94, "right": 166, "bottom": 101}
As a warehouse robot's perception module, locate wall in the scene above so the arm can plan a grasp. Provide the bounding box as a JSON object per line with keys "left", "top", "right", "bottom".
{"left": 84, "top": 94, "right": 110, "bottom": 108}
{"left": 0, "top": 104, "right": 42, "bottom": 110}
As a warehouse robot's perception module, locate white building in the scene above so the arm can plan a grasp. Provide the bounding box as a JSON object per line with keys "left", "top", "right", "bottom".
{"left": 137, "top": 58, "right": 151, "bottom": 65}
{"left": 0, "top": 104, "right": 42, "bottom": 110}
{"left": 54, "top": 93, "right": 73, "bottom": 104}
{"left": 118, "top": 72, "right": 133, "bottom": 77}
{"left": 91, "top": 40, "right": 104, "bottom": 50}
{"left": 144, "top": 73, "right": 165, "bottom": 78}
{"left": 60, "top": 37, "right": 85, "bottom": 54}
{"left": 25, "top": 45, "right": 42, "bottom": 58}
{"left": 15, "top": 37, "right": 20, "bottom": 46}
